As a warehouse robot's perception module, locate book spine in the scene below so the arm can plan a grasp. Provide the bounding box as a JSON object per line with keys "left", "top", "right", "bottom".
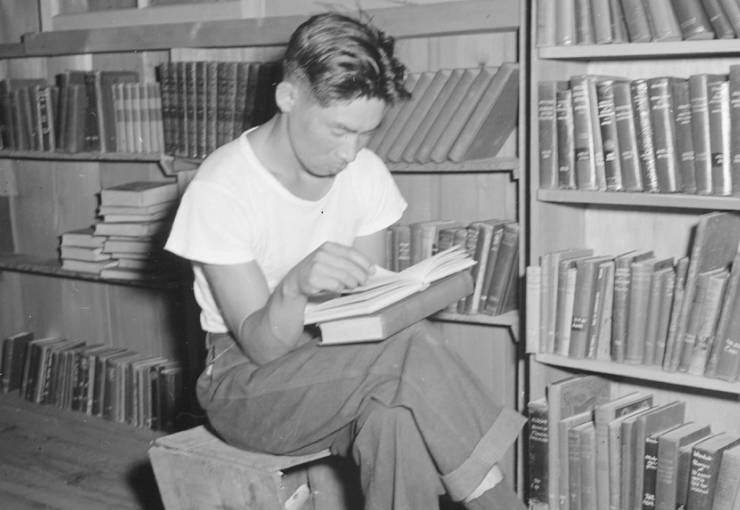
{"left": 613, "top": 80, "right": 644, "bottom": 191}
{"left": 539, "top": 81, "right": 561, "bottom": 190}
{"left": 205, "top": 61, "right": 218, "bottom": 156}
{"left": 557, "top": 88, "right": 578, "bottom": 189}
{"left": 596, "top": 80, "right": 624, "bottom": 191}
{"left": 644, "top": 0, "right": 684, "bottom": 41}
{"left": 671, "top": 0, "right": 716, "bottom": 40}
{"left": 0, "top": 338, "right": 14, "bottom": 393}
{"left": 592, "top": 0, "right": 614, "bottom": 44}
{"left": 631, "top": 79, "right": 661, "bottom": 192}
{"left": 621, "top": 0, "right": 654, "bottom": 42}
{"left": 653, "top": 268, "right": 676, "bottom": 366}
{"left": 609, "top": 0, "right": 631, "bottom": 42}
{"left": 719, "top": 0, "right": 740, "bottom": 35}
{"left": 686, "top": 444, "right": 726, "bottom": 510}
{"left": 673, "top": 79, "right": 698, "bottom": 194}
{"left": 568, "top": 425, "right": 584, "bottom": 510}
{"left": 663, "top": 257, "right": 689, "bottom": 370}
{"left": 595, "top": 262, "right": 616, "bottom": 361}
{"left": 612, "top": 256, "right": 634, "bottom": 363}
{"left": 626, "top": 262, "right": 653, "bottom": 365}
{"left": 569, "top": 260, "right": 597, "bottom": 359}
{"left": 483, "top": 223, "right": 520, "bottom": 316}
{"left": 536, "top": 0, "right": 557, "bottom": 47}
{"left": 648, "top": 77, "right": 683, "bottom": 193}
{"left": 580, "top": 425, "right": 598, "bottom": 510}
{"left": 570, "top": 75, "right": 603, "bottom": 191}
{"left": 528, "top": 399, "right": 550, "bottom": 507}
{"left": 556, "top": 0, "right": 577, "bottom": 45}
{"left": 643, "top": 269, "right": 667, "bottom": 365}
{"left": 701, "top": 0, "right": 736, "bottom": 38}
{"left": 690, "top": 74, "right": 716, "bottom": 195}
{"left": 527, "top": 266, "right": 543, "bottom": 354}
{"left": 708, "top": 79, "right": 732, "bottom": 196}
{"left": 574, "top": 0, "right": 596, "bottom": 44}
{"left": 642, "top": 435, "right": 660, "bottom": 510}
{"left": 687, "top": 271, "right": 728, "bottom": 375}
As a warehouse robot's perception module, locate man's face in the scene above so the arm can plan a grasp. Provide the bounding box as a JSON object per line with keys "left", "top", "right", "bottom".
{"left": 287, "top": 91, "right": 387, "bottom": 178}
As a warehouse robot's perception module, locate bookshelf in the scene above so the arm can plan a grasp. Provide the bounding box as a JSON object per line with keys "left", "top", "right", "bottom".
{"left": 527, "top": 1, "right": 740, "bottom": 509}
{"left": 0, "top": 0, "right": 526, "bottom": 483}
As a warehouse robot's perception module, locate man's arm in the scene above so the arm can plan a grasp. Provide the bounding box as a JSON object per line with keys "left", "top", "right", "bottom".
{"left": 203, "top": 241, "right": 378, "bottom": 365}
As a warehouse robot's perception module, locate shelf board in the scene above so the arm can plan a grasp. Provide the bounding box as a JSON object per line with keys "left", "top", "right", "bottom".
{"left": 535, "top": 353, "right": 740, "bottom": 395}
{"left": 388, "top": 157, "right": 519, "bottom": 176}
{"left": 538, "top": 39, "right": 740, "bottom": 61}
{"left": 433, "top": 309, "right": 519, "bottom": 327}
{"left": 537, "top": 189, "right": 740, "bottom": 210}
{"left": 0, "top": 43, "right": 25, "bottom": 59}
{"left": 0, "top": 253, "right": 187, "bottom": 290}
{"left": 0, "top": 150, "right": 162, "bottom": 163}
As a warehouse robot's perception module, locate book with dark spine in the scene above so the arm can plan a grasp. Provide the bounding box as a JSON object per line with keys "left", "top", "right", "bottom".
{"left": 557, "top": 87, "right": 578, "bottom": 189}
{"left": 672, "top": 78, "right": 698, "bottom": 194}
{"left": 595, "top": 79, "right": 624, "bottom": 191}
{"left": 707, "top": 78, "right": 732, "bottom": 196}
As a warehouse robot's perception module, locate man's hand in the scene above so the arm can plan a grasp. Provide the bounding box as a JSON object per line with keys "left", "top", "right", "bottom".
{"left": 285, "top": 242, "right": 377, "bottom": 299}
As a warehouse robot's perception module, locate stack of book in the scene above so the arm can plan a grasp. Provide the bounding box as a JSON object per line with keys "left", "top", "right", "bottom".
{"left": 526, "top": 211, "right": 740, "bottom": 381}
{"left": 112, "top": 82, "right": 165, "bottom": 155}
{"left": 527, "top": 375, "right": 740, "bottom": 510}
{"left": 2, "top": 330, "right": 185, "bottom": 432}
{"left": 386, "top": 218, "right": 519, "bottom": 316}
{"left": 539, "top": 66, "right": 740, "bottom": 197}
{"left": 94, "top": 180, "right": 181, "bottom": 282}
{"left": 367, "top": 63, "right": 519, "bottom": 164}
{"left": 59, "top": 226, "right": 117, "bottom": 274}
{"left": 155, "top": 60, "right": 282, "bottom": 159}
{"left": 536, "top": 0, "right": 740, "bottom": 48}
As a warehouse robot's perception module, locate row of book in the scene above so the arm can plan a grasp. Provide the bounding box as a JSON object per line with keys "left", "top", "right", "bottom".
{"left": 0, "top": 331, "right": 184, "bottom": 432}
{"left": 527, "top": 374, "right": 740, "bottom": 510}
{"left": 367, "top": 63, "right": 519, "bottom": 164}
{"left": 537, "top": 0, "right": 740, "bottom": 48}
{"left": 60, "top": 180, "right": 182, "bottom": 282}
{"left": 156, "top": 60, "right": 281, "bottom": 160}
{"left": 538, "top": 69, "right": 740, "bottom": 196}
{"left": 526, "top": 211, "right": 740, "bottom": 382}
{"left": 386, "top": 218, "right": 519, "bottom": 317}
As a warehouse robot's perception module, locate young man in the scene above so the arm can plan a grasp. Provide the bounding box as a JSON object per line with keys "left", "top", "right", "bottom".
{"left": 165, "top": 12, "right": 526, "bottom": 510}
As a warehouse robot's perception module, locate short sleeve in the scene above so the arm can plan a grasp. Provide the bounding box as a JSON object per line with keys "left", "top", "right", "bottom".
{"left": 351, "top": 151, "right": 407, "bottom": 237}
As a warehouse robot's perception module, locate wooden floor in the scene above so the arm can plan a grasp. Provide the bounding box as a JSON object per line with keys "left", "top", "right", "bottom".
{"left": 0, "top": 391, "right": 167, "bottom": 510}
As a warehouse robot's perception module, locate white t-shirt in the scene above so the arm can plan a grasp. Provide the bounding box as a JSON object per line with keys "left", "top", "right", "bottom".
{"left": 165, "top": 131, "right": 407, "bottom": 333}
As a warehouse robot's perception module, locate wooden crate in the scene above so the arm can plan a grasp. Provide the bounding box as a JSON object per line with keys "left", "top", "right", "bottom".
{"left": 148, "top": 425, "right": 352, "bottom": 510}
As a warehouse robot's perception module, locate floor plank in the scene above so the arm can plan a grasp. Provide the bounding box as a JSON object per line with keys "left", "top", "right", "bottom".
{"left": 0, "top": 391, "right": 166, "bottom": 510}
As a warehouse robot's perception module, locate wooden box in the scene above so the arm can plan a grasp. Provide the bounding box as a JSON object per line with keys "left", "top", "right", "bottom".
{"left": 148, "top": 425, "right": 352, "bottom": 510}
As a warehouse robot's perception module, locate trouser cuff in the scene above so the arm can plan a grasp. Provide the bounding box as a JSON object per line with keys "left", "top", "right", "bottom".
{"left": 441, "top": 408, "right": 526, "bottom": 502}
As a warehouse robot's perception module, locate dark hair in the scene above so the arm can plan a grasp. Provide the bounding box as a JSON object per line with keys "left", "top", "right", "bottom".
{"left": 283, "top": 12, "right": 411, "bottom": 107}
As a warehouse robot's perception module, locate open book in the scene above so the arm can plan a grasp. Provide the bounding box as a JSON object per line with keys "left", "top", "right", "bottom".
{"left": 304, "top": 245, "right": 476, "bottom": 343}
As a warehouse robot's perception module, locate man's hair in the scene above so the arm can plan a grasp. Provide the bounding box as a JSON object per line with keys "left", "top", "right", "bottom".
{"left": 283, "top": 12, "right": 411, "bottom": 107}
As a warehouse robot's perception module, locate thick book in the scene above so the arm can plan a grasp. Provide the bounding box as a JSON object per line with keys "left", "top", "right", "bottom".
{"left": 719, "top": 0, "right": 740, "bottom": 36}
{"left": 666, "top": 212, "right": 740, "bottom": 372}
{"left": 562, "top": 411, "right": 593, "bottom": 510}
{"left": 655, "top": 422, "right": 713, "bottom": 510}
{"left": 557, "top": 87, "right": 578, "bottom": 189}
{"left": 0, "top": 78, "right": 47, "bottom": 149}
{"left": 690, "top": 74, "right": 728, "bottom": 195}
{"left": 641, "top": 425, "right": 682, "bottom": 510}
{"left": 303, "top": 245, "right": 475, "bottom": 326}
{"left": 631, "top": 79, "right": 660, "bottom": 193}
{"left": 612, "top": 250, "right": 654, "bottom": 363}
{"left": 569, "top": 255, "right": 614, "bottom": 359}
{"left": 685, "top": 268, "right": 730, "bottom": 375}
{"left": 483, "top": 222, "right": 520, "bottom": 316}
{"left": 594, "top": 391, "right": 654, "bottom": 510}
{"left": 707, "top": 78, "right": 732, "bottom": 196}
{"left": 93, "top": 219, "right": 171, "bottom": 238}
{"left": 686, "top": 433, "right": 740, "bottom": 510}
{"left": 556, "top": 0, "right": 578, "bottom": 45}
{"left": 386, "top": 68, "right": 452, "bottom": 163}
{"left": 315, "top": 270, "right": 473, "bottom": 345}
{"left": 100, "top": 181, "right": 178, "bottom": 207}
{"left": 447, "top": 62, "right": 520, "bottom": 162}
{"left": 613, "top": 80, "right": 644, "bottom": 192}
{"left": 609, "top": 406, "right": 654, "bottom": 510}
{"left": 621, "top": 0, "right": 654, "bottom": 42}
{"left": 555, "top": 257, "right": 581, "bottom": 357}
{"left": 644, "top": 0, "right": 684, "bottom": 41}
{"left": 428, "top": 67, "right": 497, "bottom": 163}
{"left": 1, "top": 331, "right": 34, "bottom": 393}
{"left": 574, "top": 0, "right": 596, "bottom": 45}
{"left": 651, "top": 266, "right": 677, "bottom": 366}
{"left": 540, "top": 80, "right": 567, "bottom": 190}
{"left": 408, "top": 219, "right": 462, "bottom": 266}
{"left": 536, "top": 0, "right": 557, "bottom": 47}
{"left": 707, "top": 252, "right": 740, "bottom": 380}
{"left": 547, "top": 375, "right": 612, "bottom": 510}
{"left": 643, "top": 266, "right": 675, "bottom": 366}
{"left": 662, "top": 257, "right": 690, "bottom": 370}
{"left": 593, "top": 259, "right": 616, "bottom": 361}
{"left": 592, "top": 0, "right": 614, "bottom": 44}
{"left": 672, "top": 78, "right": 698, "bottom": 194}
{"left": 671, "top": 0, "right": 716, "bottom": 40}
{"left": 678, "top": 433, "right": 721, "bottom": 510}
{"left": 528, "top": 397, "right": 550, "bottom": 508}
{"left": 61, "top": 245, "right": 113, "bottom": 262}
{"left": 648, "top": 77, "right": 683, "bottom": 193}
{"left": 20, "top": 337, "right": 63, "bottom": 402}
{"left": 711, "top": 442, "right": 740, "bottom": 510}
{"left": 579, "top": 421, "right": 598, "bottom": 510}
{"left": 595, "top": 79, "right": 624, "bottom": 191}
{"left": 90, "top": 70, "right": 139, "bottom": 152}
{"left": 701, "top": 0, "right": 736, "bottom": 39}
{"left": 610, "top": 0, "right": 631, "bottom": 43}
{"left": 478, "top": 219, "right": 515, "bottom": 311}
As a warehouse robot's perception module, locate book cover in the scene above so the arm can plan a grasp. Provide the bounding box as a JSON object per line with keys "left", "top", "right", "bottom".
{"left": 91, "top": 70, "right": 140, "bottom": 153}
{"left": 690, "top": 74, "right": 728, "bottom": 195}
{"left": 651, "top": 266, "right": 677, "bottom": 366}
{"left": 557, "top": 87, "right": 578, "bottom": 189}
{"left": 641, "top": 425, "right": 682, "bottom": 510}
{"left": 613, "top": 80, "right": 644, "bottom": 192}
{"left": 686, "top": 433, "right": 740, "bottom": 510}
{"left": 595, "top": 79, "right": 624, "bottom": 191}
{"left": 631, "top": 79, "right": 660, "bottom": 193}
{"left": 707, "top": 79, "right": 732, "bottom": 196}
{"left": 556, "top": 0, "right": 578, "bottom": 45}
{"left": 483, "top": 222, "right": 520, "bottom": 316}
{"left": 656, "top": 424, "right": 714, "bottom": 510}
{"left": 621, "top": 0, "right": 654, "bottom": 42}
{"left": 316, "top": 271, "right": 473, "bottom": 345}
{"left": 528, "top": 397, "right": 550, "bottom": 507}
{"left": 648, "top": 77, "right": 683, "bottom": 193}
{"left": 594, "top": 391, "right": 654, "bottom": 510}
{"left": 719, "top": 0, "right": 740, "bottom": 36}
{"left": 609, "top": 406, "right": 654, "bottom": 510}
{"left": 386, "top": 68, "right": 452, "bottom": 163}
{"left": 408, "top": 219, "right": 462, "bottom": 266}
{"left": 539, "top": 80, "right": 566, "bottom": 190}
{"left": 93, "top": 219, "right": 171, "bottom": 238}
{"left": 628, "top": 401, "right": 686, "bottom": 510}
{"left": 667, "top": 213, "right": 740, "bottom": 371}
{"left": 609, "top": 0, "right": 631, "bottom": 43}
{"left": 570, "top": 74, "right": 613, "bottom": 191}
{"left": 574, "top": 0, "right": 596, "bottom": 45}
{"left": 644, "top": 0, "right": 684, "bottom": 41}
{"left": 461, "top": 220, "right": 495, "bottom": 315}
{"left": 100, "top": 181, "right": 178, "bottom": 208}
{"left": 536, "top": 0, "right": 557, "bottom": 47}
{"left": 20, "top": 337, "right": 62, "bottom": 402}
{"left": 707, "top": 252, "right": 740, "bottom": 380}
{"left": 612, "top": 250, "right": 654, "bottom": 363}
{"left": 401, "top": 68, "right": 463, "bottom": 164}
{"left": 428, "top": 67, "right": 497, "bottom": 163}
{"left": 594, "top": 259, "right": 616, "bottom": 361}
{"left": 447, "top": 62, "right": 520, "bottom": 162}
{"left": 569, "top": 255, "right": 614, "bottom": 359}
{"left": 642, "top": 265, "right": 675, "bottom": 366}
{"left": 526, "top": 266, "right": 543, "bottom": 354}
{"left": 701, "top": 0, "right": 736, "bottom": 38}
{"left": 0, "top": 331, "right": 34, "bottom": 393}
{"left": 304, "top": 245, "right": 475, "bottom": 325}
{"left": 672, "top": 78, "right": 698, "bottom": 194}
{"left": 60, "top": 245, "right": 113, "bottom": 262}
{"left": 479, "top": 219, "right": 514, "bottom": 311}
{"left": 579, "top": 421, "right": 598, "bottom": 510}
{"left": 555, "top": 259, "right": 580, "bottom": 357}
{"left": 662, "top": 257, "right": 690, "bottom": 370}
{"left": 547, "top": 375, "right": 612, "bottom": 510}
{"left": 368, "top": 72, "right": 419, "bottom": 156}
{"left": 592, "top": 0, "right": 614, "bottom": 44}
{"left": 711, "top": 442, "right": 740, "bottom": 510}
{"left": 671, "top": 0, "right": 716, "bottom": 40}
{"left": 563, "top": 411, "right": 593, "bottom": 510}
{"left": 678, "top": 433, "right": 721, "bottom": 510}
{"left": 685, "top": 268, "right": 731, "bottom": 375}
{"left": 235, "top": 61, "right": 259, "bottom": 136}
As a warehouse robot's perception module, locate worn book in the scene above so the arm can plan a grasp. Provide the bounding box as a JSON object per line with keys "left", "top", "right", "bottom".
{"left": 711, "top": 442, "right": 740, "bottom": 510}
{"left": 706, "top": 252, "right": 740, "bottom": 380}
{"left": 608, "top": 406, "right": 654, "bottom": 510}
{"left": 0, "top": 331, "right": 34, "bottom": 393}
{"left": 686, "top": 433, "right": 740, "bottom": 510}
{"left": 526, "top": 266, "right": 543, "bottom": 354}
{"left": 315, "top": 270, "right": 473, "bottom": 345}
{"left": 707, "top": 78, "right": 732, "bottom": 196}
{"left": 662, "top": 257, "right": 690, "bottom": 370}
{"left": 702, "top": 0, "right": 736, "bottom": 39}
{"left": 689, "top": 74, "right": 728, "bottom": 195}
{"left": 595, "top": 79, "right": 624, "bottom": 191}
{"left": 539, "top": 80, "right": 567, "bottom": 189}
{"left": 631, "top": 79, "right": 660, "bottom": 193}
{"left": 93, "top": 219, "right": 171, "bottom": 238}
{"left": 483, "top": 222, "right": 520, "bottom": 316}
{"left": 612, "top": 250, "right": 654, "bottom": 363}
{"left": 593, "top": 259, "right": 616, "bottom": 361}
{"left": 671, "top": 0, "right": 716, "bottom": 40}
{"left": 613, "top": 80, "right": 644, "bottom": 192}
{"left": 557, "top": 87, "right": 578, "bottom": 189}
{"left": 528, "top": 397, "right": 550, "bottom": 507}
{"left": 100, "top": 181, "right": 178, "bottom": 207}
{"left": 672, "top": 78, "right": 698, "bottom": 194}
{"left": 569, "top": 255, "right": 614, "bottom": 359}
{"left": 621, "top": 0, "right": 654, "bottom": 41}
{"left": 60, "top": 245, "right": 113, "bottom": 262}
{"left": 578, "top": 421, "right": 598, "bottom": 510}
{"left": 729, "top": 65, "right": 740, "bottom": 197}
{"left": 644, "top": 0, "right": 683, "bottom": 41}
{"left": 574, "top": 0, "right": 595, "bottom": 44}
{"left": 303, "top": 245, "right": 475, "bottom": 326}
{"left": 563, "top": 411, "right": 593, "bottom": 510}
{"left": 648, "top": 77, "right": 683, "bottom": 193}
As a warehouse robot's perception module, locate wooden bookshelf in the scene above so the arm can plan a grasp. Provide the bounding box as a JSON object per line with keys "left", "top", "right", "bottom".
{"left": 539, "top": 39, "right": 740, "bottom": 61}
{"left": 537, "top": 189, "right": 740, "bottom": 210}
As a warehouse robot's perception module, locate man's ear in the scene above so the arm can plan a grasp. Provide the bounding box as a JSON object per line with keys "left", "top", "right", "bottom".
{"left": 275, "top": 81, "right": 298, "bottom": 113}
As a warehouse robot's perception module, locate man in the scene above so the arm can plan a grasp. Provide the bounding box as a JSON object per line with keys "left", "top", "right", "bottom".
{"left": 165, "top": 11, "right": 525, "bottom": 510}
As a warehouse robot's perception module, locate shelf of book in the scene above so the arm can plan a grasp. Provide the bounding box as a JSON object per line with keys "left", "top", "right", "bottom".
{"left": 434, "top": 309, "right": 519, "bottom": 339}
{"left": 534, "top": 353, "right": 740, "bottom": 396}
{"left": 0, "top": 252, "right": 187, "bottom": 290}
{"left": 537, "top": 189, "right": 740, "bottom": 210}
{"left": 388, "top": 156, "right": 519, "bottom": 178}
{"left": 538, "top": 39, "right": 740, "bottom": 61}
{"left": 0, "top": 150, "right": 162, "bottom": 163}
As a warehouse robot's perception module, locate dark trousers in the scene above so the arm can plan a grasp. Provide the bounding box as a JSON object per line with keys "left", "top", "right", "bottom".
{"left": 197, "top": 321, "right": 526, "bottom": 510}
